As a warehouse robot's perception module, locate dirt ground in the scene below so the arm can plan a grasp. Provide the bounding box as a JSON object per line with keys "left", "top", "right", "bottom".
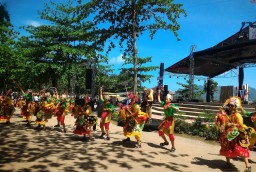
{"left": 0, "top": 108, "right": 256, "bottom": 172}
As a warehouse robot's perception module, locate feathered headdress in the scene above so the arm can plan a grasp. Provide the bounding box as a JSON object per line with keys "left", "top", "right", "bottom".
{"left": 223, "top": 96, "right": 242, "bottom": 108}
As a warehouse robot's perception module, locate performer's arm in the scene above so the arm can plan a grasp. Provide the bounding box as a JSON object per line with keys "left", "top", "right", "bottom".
{"left": 99, "top": 87, "right": 103, "bottom": 101}
{"left": 15, "top": 83, "right": 25, "bottom": 94}
{"left": 157, "top": 90, "right": 161, "bottom": 103}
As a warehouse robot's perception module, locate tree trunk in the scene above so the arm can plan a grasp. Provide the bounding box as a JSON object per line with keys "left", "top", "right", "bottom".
{"left": 132, "top": 0, "right": 137, "bottom": 94}
{"left": 51, "top": 74, "right": 58, "bottom": 88}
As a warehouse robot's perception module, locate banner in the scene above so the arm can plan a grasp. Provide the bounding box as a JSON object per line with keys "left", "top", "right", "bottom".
{"left": 249, "top": 26, "right": 256, "bottom": 40}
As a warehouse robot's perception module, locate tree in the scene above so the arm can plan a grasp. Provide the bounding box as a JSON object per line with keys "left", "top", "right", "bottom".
{"left": 204, "top": 78, "right": 218, "bottom": 102}
{"left": 19, "top": 0, "right": 105, "bottom": 91}
{"left": 121, "top": 56, "right": 158, "bottom": 92}
{"left": 175, "top": 80, "right": 205, "bottom": 101}
{"left": 86, "top": 0, "right": 186, "bottom": 93}
{"left": 0, "top": 3, "right": 20, "bottom": 92}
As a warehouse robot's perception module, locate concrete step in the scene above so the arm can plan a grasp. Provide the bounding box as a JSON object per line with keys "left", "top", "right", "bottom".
{"left": 152, "top": 102, "right": 256, "bottom": 122}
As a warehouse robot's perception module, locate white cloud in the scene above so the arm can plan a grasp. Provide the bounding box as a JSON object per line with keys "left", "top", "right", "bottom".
{"left": 109, "top": 54, "right": 124, "bottom": 64}
{"left": 25, "top": 20, "right": 42, "bottom": 27}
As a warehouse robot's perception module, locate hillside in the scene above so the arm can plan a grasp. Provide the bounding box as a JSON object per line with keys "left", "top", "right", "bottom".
{"left": 198, "top": 86, "right": 256, "bottom": 102}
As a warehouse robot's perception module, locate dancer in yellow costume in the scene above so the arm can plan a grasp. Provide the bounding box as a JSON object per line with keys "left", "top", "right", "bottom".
{"left": 240, "top": 105, "right": 256, "bottom": 150}
{"left": 0, "top": 89, "right": 15, "bottom": 124}
{"left": 122, "top": 103, "right": 148, "bottom": 148}
{"left": 215, "top": 97, "right": 251, "bottom": 172}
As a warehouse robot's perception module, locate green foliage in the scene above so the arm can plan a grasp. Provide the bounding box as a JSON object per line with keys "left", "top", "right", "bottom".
{"left": 120, "top": 56, "right": 159, "bottom": 92}
{"left": 175, "top": 80, "right": 205, "bottom": 100}
{"left": 15, "top": 0, "right": 106, "bottom": 92}
{"left": 86, "top": 0, "right": 186, "bottom": 93}
{"left": 0, "top": 3, "right": 21, "bottom": 91}
{"left": 174, "top": 115, "right": 218, "bottom": 140}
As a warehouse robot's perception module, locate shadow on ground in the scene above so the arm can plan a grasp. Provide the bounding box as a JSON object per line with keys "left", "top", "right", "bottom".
{"left": 0, "top": 122, "right": 191, "bottom": 172}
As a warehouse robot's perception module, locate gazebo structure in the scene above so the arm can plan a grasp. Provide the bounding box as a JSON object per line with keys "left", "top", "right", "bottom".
{"left": 165, "top": 22, "right": 256, "bottom": 102}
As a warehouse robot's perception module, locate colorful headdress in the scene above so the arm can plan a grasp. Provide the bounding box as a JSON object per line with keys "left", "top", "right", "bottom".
{"left": 128, "top": 92, "right": 134, "bottom": 99}
{"left": 223, "top": 96, "right": 242, "bottom": 108}
{"left": 85, "top": 96, "right": 90, "bottom": 103}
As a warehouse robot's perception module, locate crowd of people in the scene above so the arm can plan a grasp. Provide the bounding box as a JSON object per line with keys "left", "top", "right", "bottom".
{"left": 0, "top": 85, "right": 255, "bottom": 172}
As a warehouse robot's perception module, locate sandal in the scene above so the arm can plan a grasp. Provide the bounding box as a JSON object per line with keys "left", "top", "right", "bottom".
{"left": 225, "top": 163, "right": 232, "bottom": 168}
{"left": 122, "top": 137, "right": 131, "bottom": 142}
{"left": 99, "top": 132, "right": 106, "bottom": 139}
{"left": 160, "top": 142, "right": 169, "bottom": 146}
{"left": 170, "top": 148, "right": 176, "bottom": 152}
{"left": 245, "top": 166, "right": 251, "bottom": 172}
{"left": 135, "top": 141, "right": 142, "bottom": 148}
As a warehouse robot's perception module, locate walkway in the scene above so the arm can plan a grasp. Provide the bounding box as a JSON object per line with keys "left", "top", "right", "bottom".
{"left": 0, "top": 108, "right": 255, "bottom": 172}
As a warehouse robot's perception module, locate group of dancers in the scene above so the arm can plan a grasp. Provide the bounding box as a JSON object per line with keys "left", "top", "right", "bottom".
{"left": 0, "top": 86, "right": 179, "bottom": 149}
{"left": 0, "top": 85, "right": 255, "bottom": 171}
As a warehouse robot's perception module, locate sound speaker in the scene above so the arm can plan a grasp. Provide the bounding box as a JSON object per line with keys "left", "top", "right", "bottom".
{"left": 160, "top": 63, "right": 164, "bottom": 77}
{"left": 75, "top": 99, "right": 85, "bottom": 106}
{"left": 164, "top": 85, "right": 168, "bottom": 98}
{"left": 164, "top": 85, "right": 168, "bottom": 93}
{"left": 86, "top": 69, "right": 93, "bottom": 89}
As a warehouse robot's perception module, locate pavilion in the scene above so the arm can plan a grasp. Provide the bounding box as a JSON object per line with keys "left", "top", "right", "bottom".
{"left": 165, "top": 22, "right": 256, "bottom": 102}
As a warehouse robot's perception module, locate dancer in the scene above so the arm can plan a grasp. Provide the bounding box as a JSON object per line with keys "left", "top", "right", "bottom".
{"left": 0, "top": 89, "right": 15, "bottom": 124}
{"left": 240, "top": 105, "right": 256, "bottom": 150}
{"left": 54, "top": 96, "right": 68, "bottom": 133}
{"left": 73, "top": 96, "right": 97, "bottom": 141}
{"left": 34, "top": 95, "right": 54, "bottom": 130}
{"left": 157, "top": 89, "right": 179, "bottom": 152}
{"left": 99, "top": 87, "right": 115, "bottom": 140}
{"left": 120, "top": 93, "right": 136, "bottom": 142}
{"left": 120, "top": 102, "right": 148, "bottom": 148}
{"left": 17, "top": 86, "right": 34, "bottom": 126}
{"left": 241, "top": 105, "right": 256, "bottom": 129}
{"left": 215, "top": 97, "right": 251, "bottom": 172}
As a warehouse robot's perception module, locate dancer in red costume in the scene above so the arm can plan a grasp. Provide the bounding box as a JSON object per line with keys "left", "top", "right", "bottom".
{"left": 215, "top": 97, "right": 251, "bottom": 172}
{"left": 73, "top": 96, "right": 97, "bottom": 141}
{"left": 54, "top": 96, "right": 68, "bottom": 133}
{"left": 99, "top": 87, "right": 115, "bottom": 140}
{"left": 157, "top": 89, "right": 179, "bottom": 152}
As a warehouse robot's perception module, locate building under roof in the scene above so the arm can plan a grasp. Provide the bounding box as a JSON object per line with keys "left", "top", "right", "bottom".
{"left": 166, "top": 22, "right": 256, "bottom": 78}
{"left": 165, "top": 22, "right": 256, "bottom": 102}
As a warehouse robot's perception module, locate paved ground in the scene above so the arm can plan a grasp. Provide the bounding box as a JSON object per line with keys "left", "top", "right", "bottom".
{"left": 0, "top": 108, "right": 256, "bottom": 172}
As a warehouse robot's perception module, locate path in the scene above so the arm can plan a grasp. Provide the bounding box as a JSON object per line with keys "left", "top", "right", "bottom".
{"left": 0, "top": 108, "right": 255, "bottom": 172}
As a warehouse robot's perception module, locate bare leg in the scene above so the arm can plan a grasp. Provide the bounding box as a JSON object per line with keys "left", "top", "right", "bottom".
{"left": 99, "top": 123, "right": 106, "bottom": 138}
{"left": 106, "top": 129, "right": 110, "bottom": 140}
{"left": 225, "top": 157, "right": 232, "bottom": 168}
{"left": 162, "top": 135, "right": 168, "bottom": 142}
{"left": 171, "top": 140, "right": 175, "bottom": 149}
{"left": 160, "top": 134, "right": 169, "bottom": 146}
{"left": 244, "top": 157, "right": 251, "bottom": 172}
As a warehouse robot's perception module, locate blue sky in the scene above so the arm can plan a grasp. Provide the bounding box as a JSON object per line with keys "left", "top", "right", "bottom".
{"left": 2, "top": 0, "right": 256, "bottom": 92}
